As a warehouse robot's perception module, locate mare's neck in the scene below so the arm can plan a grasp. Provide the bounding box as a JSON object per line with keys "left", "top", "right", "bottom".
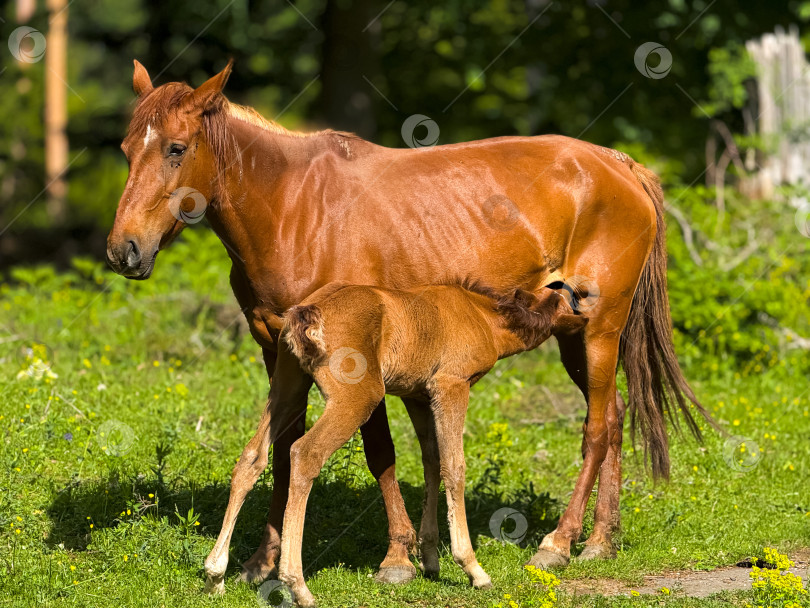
{"left": 204, "top": 116, "right": 316, "bottom": 275}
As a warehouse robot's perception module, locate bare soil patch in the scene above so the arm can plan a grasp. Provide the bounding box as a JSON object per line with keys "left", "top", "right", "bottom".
{"left": 563, "top": 549, "right": 810, "bottom": 598}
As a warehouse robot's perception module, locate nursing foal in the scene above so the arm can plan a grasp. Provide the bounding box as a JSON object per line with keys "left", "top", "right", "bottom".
{"left": 212, "top": 282, "right": 586, "bottom": 607}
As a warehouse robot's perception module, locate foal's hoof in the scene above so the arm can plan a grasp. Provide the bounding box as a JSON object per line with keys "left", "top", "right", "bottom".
{"left": 375, "top": 564, "right": 417, "bottom": 584}
{"left": 578, "top": 542, "right": 616, "bottom": 561}
{"left": 471, "top": 570, "right": 493, "bottom": 590}
{"left": 473, "top": 576, "right": 493, "bottom": 590}
{"left": 204, "top": 576, "right": 225, "bottom": 596}
{"left": 525, "top": 548, "right": 570, "bottom": 570}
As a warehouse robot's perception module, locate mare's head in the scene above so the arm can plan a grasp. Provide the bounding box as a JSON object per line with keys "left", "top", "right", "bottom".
{"left": 106, "top": 60, "right": 232, "bottom": 279}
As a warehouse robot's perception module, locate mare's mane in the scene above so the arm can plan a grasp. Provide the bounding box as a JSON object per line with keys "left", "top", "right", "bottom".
{"left": 128, "top": 82, "right": 361, "bottom": 202}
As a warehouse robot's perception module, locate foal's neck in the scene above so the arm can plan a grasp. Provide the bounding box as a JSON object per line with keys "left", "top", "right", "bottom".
{"left": 491, "top": 322, "right": 531, "bottom": 359}
{"left": 467, "top": 294, "right": 531, "bottom": 359}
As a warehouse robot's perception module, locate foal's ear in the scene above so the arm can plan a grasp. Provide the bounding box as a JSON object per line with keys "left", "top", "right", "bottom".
{"left": 132, "top": 60, "right": 153, "bottom": 97}
{"left": 187, "top": 59, "right": 234, "bottom": 112}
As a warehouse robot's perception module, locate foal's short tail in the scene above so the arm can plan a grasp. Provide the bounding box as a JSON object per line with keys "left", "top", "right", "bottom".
{"left": 621, "top": 162, "right": 717, "bottom": 480}
{"left": 284, "top": 304, "right": 327, "bottom": 368}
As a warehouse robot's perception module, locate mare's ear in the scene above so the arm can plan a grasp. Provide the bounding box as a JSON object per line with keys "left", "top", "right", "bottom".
{"left": 553, "top": 314, "right": 588, "bottom": 336}
{"left": 186, "top": 59, "right": 234, "bottom": 113}
{"left": 133, "top": 60, "right": 153, "bottom": 97}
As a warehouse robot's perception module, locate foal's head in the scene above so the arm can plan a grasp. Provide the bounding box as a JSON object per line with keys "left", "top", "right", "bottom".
{"left": 497, "top": 287, "right": 588, "bottom": 349}
{"left": 106, "top": 60, "right": 232, "bottom": 279}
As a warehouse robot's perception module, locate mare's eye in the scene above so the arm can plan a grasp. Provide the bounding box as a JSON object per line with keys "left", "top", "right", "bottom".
{"left": 168, "top": 143, "right": 186, "bottom": 157}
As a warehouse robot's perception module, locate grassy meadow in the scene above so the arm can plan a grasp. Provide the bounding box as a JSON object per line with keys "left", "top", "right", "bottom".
{"left": 1, "top": 198, "right": 810, "bottom": 608}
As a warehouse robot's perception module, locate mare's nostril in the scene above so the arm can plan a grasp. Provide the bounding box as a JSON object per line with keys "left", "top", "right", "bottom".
{"left": 126, "top": 240, "right": 142, "bottom": 269}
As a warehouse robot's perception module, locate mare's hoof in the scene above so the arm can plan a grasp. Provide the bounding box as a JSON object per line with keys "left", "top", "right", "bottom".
{"left": 375, "top": 564, "right": 417, "bottom": 584}
{"left": 525, "top": 548, "right": 570, "bottom": 570}
{"left": 239, "top": 560, "right": 277, "bottom": 585}
{"left": 578, "top": 543, "right": 617, "bottom": 561}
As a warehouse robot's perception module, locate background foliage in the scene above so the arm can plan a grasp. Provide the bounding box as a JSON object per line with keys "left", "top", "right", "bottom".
{"left": 2, "top": 0, "right": 810, "bottom": 255}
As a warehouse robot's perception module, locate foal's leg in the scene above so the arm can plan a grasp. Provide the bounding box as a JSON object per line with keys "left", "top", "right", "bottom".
{"left": 362, "top": 400, "right": 417, "bottom": 584}
{"left": 241, "top": 378, "right": 414, "bottom": 586}
{"left": 429, "top": 378, "right": 491, "bottom": 588}
{"left": 402, "top": 397, "right": 441, "bottom": 579}
{"left": 580, "top": 390, "right": 626, "bottom": 560}
{"left": 206, "top": 355, "right": 312, "bottom": 593}
{"left": 240, "top": 347, "right": 306, "bottom": 584}
{"left": 279, "top": 388, "right": 384, "bottom": 608}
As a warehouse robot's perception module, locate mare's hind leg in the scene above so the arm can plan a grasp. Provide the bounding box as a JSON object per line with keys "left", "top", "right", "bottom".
{"left": 553, "top": 331, "right": 626, "bottom": 561}
{"left": 363, "top": 400, "right": 417, "bottom": 584}
{"left": 402, "top": 397, "right": 441, "bottom": 579}
{"left": 527, "top": 310, "right": 629, "bottom": 569}
{"left": 580, "top": 391, "right": 626, "bottom": 560}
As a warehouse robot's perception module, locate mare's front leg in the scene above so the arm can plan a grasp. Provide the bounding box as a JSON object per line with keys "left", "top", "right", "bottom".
{"left": 361, "top": 400, "right": 417, "bottom": 583}
{"left": 206, "top": 349, "right": 312, "bottom": 593}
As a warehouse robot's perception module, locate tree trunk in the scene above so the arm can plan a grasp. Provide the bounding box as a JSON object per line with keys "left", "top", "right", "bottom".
{"left": 318, "top": 0, "right": 378, "bottom": 140}
{"left": 45, "top": 0, "right": 69, "bottom": 223}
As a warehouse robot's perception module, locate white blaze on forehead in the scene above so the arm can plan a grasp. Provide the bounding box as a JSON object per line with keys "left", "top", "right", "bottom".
{"left": 143, "top": 123, "right": 156, "bottom": 148}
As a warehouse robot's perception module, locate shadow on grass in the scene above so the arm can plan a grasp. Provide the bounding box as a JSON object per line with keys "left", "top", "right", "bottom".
{"left": 45, "top": 458, "right": 564, "bottom": 578}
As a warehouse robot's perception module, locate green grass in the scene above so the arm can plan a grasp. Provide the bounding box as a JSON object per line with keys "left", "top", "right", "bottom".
{"left": 1, "top": 229, "right": 809, "bottom": 607}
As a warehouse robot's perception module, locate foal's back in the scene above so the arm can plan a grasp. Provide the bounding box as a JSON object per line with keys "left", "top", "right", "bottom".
{"left": 287, "top": 283, "right": 503, "bottom": 395}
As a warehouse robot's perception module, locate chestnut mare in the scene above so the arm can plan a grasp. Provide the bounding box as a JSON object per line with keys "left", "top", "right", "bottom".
{"left": 107, "top": 61, "right": 710, "bottom": 590}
